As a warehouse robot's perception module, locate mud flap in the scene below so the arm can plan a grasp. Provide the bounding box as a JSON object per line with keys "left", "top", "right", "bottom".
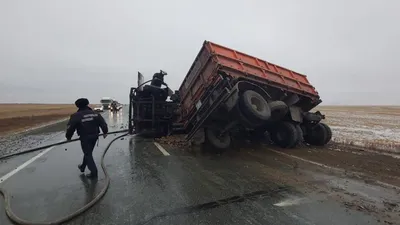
{"left": 289, "top": 106, "right": 303, "bottom": 123}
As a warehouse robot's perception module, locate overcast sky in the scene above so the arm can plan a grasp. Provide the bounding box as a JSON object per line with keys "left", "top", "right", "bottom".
{"left": 0, "top": 0, "right": 399, "bottom": 105}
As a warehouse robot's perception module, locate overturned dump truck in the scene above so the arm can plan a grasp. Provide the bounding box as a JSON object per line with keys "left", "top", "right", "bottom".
{"left": 128, "top": 41, "right": 332, "bottom": 150}
{"left": 177, "top": 41, "right": 332, "bottom": 149}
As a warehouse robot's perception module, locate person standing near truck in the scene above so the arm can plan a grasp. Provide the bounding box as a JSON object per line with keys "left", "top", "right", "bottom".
{"left": 66, "top": 98, "right": 108, "bottom": 179}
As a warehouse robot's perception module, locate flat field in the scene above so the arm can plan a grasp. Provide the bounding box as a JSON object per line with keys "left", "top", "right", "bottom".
{"left": 0, "top": 104, "right": 77, "bottom": 136}
{"left": 1, "top": 104, "right": 399, "bottom": 153}
{"left": 315, "top": 106, "right": 400, "bottom": 153}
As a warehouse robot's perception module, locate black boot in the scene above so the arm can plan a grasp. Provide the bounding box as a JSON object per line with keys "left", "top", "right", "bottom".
{"left": 78, "top": 164, "right": 85, "bottom": 173}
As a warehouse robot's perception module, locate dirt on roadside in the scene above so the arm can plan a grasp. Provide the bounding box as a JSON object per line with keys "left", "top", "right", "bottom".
{"left": 157, "top": 134, "right": 400, "bottom": 188}
{"left": 278, "top": 143, "right": 400, "bottom": 187}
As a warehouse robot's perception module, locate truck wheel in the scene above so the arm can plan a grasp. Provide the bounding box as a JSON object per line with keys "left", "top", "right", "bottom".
{"left": 294, "top": 124, "right": 304, "bottom": 146}
{"left": 240, "top": 90, "right": 271, "bottom": 121}
{"left": 304, "top": 123, "right": 328, "bottom": 146}
{"left": 249, "top": 127, "right": 268, "bottom": 141}
{"left": 269, "top": 101, "right": 288, "bottom": 122}
{"left": 270, "top": 122, "right": 298, "bottom": 148}
{"left": 205, "top": 128, "right": 231, "bottom": 150}
{"left": 320, "top": 123, "right": 332, "bottom": 145}
{"left": 235, "top": 105, "right": 260, "bottom": 129}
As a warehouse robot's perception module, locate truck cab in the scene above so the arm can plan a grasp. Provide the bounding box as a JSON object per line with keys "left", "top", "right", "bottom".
{"left": 100, "top": 97, "right": 113, "bottom": 110}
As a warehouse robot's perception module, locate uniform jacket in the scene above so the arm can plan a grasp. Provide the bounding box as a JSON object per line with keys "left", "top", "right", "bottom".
{"left": 66, "top": 107, "right": 108, "bottom": 140}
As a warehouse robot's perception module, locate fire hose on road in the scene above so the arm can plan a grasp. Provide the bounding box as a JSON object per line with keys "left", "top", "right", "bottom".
{"left": 0, "top": 129, "right": 130, "bottom": 225}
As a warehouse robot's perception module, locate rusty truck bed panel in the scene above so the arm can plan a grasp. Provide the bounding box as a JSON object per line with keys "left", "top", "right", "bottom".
{"left": 179, "top": 40, "right": 320, "bottom": 120}
{"left": 208, "top": 42, "right": 319, "bottom": 97}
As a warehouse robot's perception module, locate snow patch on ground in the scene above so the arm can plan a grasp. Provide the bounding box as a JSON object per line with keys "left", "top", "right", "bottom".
{"left": 321, "top": 108, "right": 400, "bottom": 153}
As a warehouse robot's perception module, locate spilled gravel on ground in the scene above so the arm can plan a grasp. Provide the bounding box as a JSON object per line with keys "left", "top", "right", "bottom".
{"left": 0, "top": 132, "right": 63, "bottom": 156}
{"left": 0, "top": 121, "right": 67, "bottom": 156}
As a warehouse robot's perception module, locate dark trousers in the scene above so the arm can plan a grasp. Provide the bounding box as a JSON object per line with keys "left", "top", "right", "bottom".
{"left": 80, "top": 137, "right": 98, "bottom": 175}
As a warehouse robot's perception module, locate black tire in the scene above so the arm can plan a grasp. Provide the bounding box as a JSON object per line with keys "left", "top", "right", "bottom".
{"left": 270, "top": 122, "right": 298, "bottom": 148}
{"left": 304, "top": 123, "right": 328, "bottom": 146}
{"left": 248, "top": 127, "right": 268, "bottom": 141}
{"left": 269, "top": 101, "right": 288, "bottom": 122}
{"left": 234, "top": 104, "right": 262, "bottom": 129}
{"left": 240, "top": 90, "right": 271, "bottom": 121}
{"left": 205, "top": 128, "right": 231, "bottom": 150}
{"left": 320, "top": 123, "right": 332, "bottom": 145}
{"left": 294, "top": 124, "right": 304, "bottom": 146}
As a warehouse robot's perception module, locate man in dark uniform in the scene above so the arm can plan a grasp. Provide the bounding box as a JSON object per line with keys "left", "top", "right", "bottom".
{"left": 66, "top": 98, "right": 108, "bottom": 179}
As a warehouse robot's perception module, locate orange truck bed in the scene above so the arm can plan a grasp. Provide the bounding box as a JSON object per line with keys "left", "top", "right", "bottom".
{"left": 179, "top": 41, "right": 321, "bottom": 120}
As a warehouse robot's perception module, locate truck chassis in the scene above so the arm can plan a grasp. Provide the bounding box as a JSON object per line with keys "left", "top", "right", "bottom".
{"left": 177, "top": 41, "right": 332, "bottom": 150}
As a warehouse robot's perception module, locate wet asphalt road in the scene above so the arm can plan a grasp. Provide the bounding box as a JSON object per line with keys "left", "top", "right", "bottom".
{"left": 0, "top": 108, "right": 385, "bottom": 225}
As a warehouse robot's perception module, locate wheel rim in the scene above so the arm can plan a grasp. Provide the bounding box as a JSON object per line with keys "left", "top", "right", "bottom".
{"left": 214, "top": 130, "right": 227, "bottom": 142}
{"left": 207, "top": 128, "right": 230, "bottom": 149}
{"left": 250, "top": 96, "right": 264, "bottom": 112}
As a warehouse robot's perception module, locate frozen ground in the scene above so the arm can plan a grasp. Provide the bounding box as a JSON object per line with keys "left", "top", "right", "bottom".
{"left": 316, "top": 106, "right": 400, "bottom": 153}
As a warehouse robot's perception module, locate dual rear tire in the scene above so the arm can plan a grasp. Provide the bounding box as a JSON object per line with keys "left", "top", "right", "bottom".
{"left": 304, "top": 122, "right": 332, "bottom": 146}
{"left": 204, "top": 88, "right": 332, "bottom": 150}
{"left": 204, "top": 122, "right": 332, "bottom": 151}
{"left": 270, "top": 122, "right": 332, "bottom": 148}
{"left": 269, "top": 122, "right": 303, "bottom": 148}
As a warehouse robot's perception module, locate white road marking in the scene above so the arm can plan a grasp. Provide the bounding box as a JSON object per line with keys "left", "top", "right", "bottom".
{"left": 331, "top": 147, "right": 400, "bottom": 159}
{"left": 267, "top": 148, "right": 341, "bottom": 172}
{"left": 153, "top": 142, "right": 170, "bottom": 156}
{"left": 0, "top": 146, "right": 55, "bottom": 184}
{"left": 266, "top": 148, "right": 400, "bottom": 190}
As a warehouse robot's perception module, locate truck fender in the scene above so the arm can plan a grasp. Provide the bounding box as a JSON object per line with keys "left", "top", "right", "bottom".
{"left": 288, "top": 106, "right": 303, "bottom": 123}
{"left": 283, "top": 94, "right": 300, "bottom": 106}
